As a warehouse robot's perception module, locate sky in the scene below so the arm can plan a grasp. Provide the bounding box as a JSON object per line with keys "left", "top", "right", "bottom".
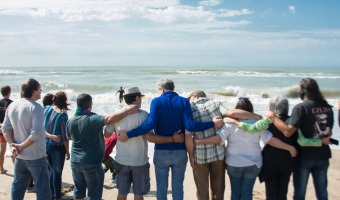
{"left": 1, "top": 0, "right": 340, "bottom": 67}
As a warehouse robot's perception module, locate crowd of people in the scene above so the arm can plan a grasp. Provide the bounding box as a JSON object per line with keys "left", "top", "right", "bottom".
{"left": 0, "top": 77, "right": 338, "bottom": 200}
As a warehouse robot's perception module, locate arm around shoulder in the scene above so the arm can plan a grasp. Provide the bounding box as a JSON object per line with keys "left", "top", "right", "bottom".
{"left": 238, "top": 117, "right": 272, "bottom": 134}
{"left": 104, "top": 105, "right": 140, "bottom": 125}
{"left": 265, "top": 110, "right": 296, "bottom": 137}
{"left": 226, "top": 109, "right": 261, "bottom": 120}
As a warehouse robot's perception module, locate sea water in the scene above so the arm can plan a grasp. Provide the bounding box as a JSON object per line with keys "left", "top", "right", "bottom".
{"left": 1, "top": 66, "right": 339, "bottom": 159}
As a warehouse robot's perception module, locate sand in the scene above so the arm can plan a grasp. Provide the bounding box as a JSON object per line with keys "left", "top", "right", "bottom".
{"left": 1, "top": 149, "right": 340, "bottom": 200}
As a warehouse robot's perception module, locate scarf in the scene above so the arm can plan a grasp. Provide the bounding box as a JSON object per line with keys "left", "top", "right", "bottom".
{"left": 75, "top": 108, "right": 93, "bottom": 116}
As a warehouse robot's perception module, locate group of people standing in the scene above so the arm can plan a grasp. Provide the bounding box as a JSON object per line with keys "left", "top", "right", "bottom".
{"left": 185, "top": 77, "right": 335, "bottom": 200}
{"left": 0, "top": 77, "right": 337, "bottom": 200}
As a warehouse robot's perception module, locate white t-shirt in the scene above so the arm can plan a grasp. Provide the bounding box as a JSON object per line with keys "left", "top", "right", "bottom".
{"left": 105, "top": 110, "right": 149, "bottom": 166}
{"left": 217, "top": 119, "right": 272, "bottom": 168}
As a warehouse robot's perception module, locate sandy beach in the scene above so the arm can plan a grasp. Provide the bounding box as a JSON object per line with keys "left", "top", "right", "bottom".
{"left": 1, "top": 149, "right": 340, "bottom": 200}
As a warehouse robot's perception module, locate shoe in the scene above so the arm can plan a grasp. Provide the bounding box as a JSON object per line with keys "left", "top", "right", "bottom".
{"left": 110, "top": 176, "right": 116, "bottom": 184}
{"left": 26, "top": 186, "right": 35, "bottom": 193}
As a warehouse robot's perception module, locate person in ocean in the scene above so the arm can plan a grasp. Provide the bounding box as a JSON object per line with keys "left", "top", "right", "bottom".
{"left": 116, "top": 87, "right": 125, "bottom": 104}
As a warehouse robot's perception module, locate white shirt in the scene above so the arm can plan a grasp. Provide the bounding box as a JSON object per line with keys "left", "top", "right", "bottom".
{"left": 217, "top": 119, "right": 272, "bottom": 168}
{"left": 106, "top": 110, "right": 149, "bottom": 166}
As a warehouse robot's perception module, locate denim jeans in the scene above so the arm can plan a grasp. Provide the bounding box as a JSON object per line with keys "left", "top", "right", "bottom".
{"left": 12, "top": 157, "right": 51, "bottom": 200}
{"left": 293, "top": 158, "right": 329, "bottom": 200}
{"left": 71, "top": 162, "right": 104, "bottom": 200}
{"left": 153, "top": 150, "right": 188, "bottom": 200}
{"left": 46, "top": 143, "right": 66, "bottom": 198}
{"left": 226, "top": 164, "right": 261, "bottom": 200}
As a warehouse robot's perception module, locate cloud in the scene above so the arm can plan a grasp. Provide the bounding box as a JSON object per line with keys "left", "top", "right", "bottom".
{"left": 0, "top": 0, "right": 252, "bottom": 23}
{"left": 289, "top": 5, "right": 296, "bottom": 13}
{"left": 1, "top": 1, "right": 339, "bottom": 67}
{"left": 199, "top": 0, "right": 221, "bottom": 7}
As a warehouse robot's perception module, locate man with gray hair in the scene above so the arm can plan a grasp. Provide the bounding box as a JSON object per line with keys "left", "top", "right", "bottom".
{"left": 118, "top": 79, "right": 223, "bottom": 200}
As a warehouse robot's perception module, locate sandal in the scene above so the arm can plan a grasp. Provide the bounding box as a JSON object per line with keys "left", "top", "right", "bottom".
{"left": 0, "top": 169, "right": 7, "bottom": 174}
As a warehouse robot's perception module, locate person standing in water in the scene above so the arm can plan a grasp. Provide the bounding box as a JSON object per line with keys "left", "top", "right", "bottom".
{"left": 116, "top": 87, "right": 125, "bottom": 104}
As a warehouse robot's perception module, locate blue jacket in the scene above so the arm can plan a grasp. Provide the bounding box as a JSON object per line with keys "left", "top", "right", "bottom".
{"left": 127, "top": 91, "right": 214, "bottom": 150}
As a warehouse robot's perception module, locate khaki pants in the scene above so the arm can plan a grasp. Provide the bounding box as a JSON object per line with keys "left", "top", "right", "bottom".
{"left": 193, "top": 160, "right": 226, "bottom": 200}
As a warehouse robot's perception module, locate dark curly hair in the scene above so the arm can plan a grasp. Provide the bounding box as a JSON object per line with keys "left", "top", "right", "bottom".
{"left": 53, "top": 91, "right": 70, "bottom": 111}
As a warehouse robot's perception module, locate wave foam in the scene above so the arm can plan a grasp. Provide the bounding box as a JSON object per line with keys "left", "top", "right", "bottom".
{"left": 0, "top": 69, "right": 24, "bottom": 75}
{"left": 176, "top": 70, "right": 340, "bottom": 79}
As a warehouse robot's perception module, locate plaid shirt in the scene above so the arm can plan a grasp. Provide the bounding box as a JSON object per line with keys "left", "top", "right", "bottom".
{"left": 187, "top": 98, "right": 227, "bottom": 164}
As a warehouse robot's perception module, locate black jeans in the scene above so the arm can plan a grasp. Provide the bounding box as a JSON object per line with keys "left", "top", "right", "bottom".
{"left": 265, "top": 170, "right": 291, "bottom": 200}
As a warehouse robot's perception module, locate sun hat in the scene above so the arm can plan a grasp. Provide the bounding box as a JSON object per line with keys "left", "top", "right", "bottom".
{"left": 123, "top": 87, "right": 145, "bottom": 97}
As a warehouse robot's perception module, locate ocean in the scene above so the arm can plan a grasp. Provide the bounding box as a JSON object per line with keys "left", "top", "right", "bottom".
{"left": 1, "top": 66, "right": 339, "bottom": 154}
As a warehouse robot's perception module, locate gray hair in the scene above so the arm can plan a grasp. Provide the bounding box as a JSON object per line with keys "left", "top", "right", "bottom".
{"left": 156, "top": 78, "right": 175, "bottom": 91}
{"left": 269, "top": 96, "right": 289, "bottom": 117}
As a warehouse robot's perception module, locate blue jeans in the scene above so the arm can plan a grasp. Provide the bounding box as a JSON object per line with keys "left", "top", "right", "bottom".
{"left": 153, "top": 150, "right": 188, "bottom": 200}
{"left": 71, "top": 162, "right": 104, "bottom": 200}
{"left": 226, "top": 164, "right": 261, "bottom": 200}
{"left": 293, "top": 158, "right": 329, "bottom": 200}
{"left": 46, "top": 143, "right": 66, "bottom": 198}
{"left": 12, "top": 157, "right": 51, "bottom": 200}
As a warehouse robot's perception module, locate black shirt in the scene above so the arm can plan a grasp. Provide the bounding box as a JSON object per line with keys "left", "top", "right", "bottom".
{"left": 288, "top": 100, "right": 333, "bottom": 160}
{"left": 0, "top": 98, "right": 13, "bottom": 123}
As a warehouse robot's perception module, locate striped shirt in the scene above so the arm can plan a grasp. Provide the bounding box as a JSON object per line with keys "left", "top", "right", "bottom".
{"left": 44, "top": 105, "right": 68, "bottom": 146}
{"left": 188, "top": 98, "right": 228, "bottom": 164}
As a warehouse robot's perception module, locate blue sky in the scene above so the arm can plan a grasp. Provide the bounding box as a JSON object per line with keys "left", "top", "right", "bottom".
{"left": 1, "top": 0, "right": 340, "bottom": 67}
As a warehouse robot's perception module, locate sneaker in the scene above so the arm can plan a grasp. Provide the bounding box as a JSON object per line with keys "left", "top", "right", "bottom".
{"left": 110, "top": 176, "right": 116, "bottom": 184}
{"left": 26, "top": 186, "right": 35, "bottom": 193}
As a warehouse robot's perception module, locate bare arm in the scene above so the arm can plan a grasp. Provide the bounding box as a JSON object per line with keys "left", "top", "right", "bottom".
{"left": 144, "top": 131, "right": 184, "bottom": 144}
{"left": 3, "top": 129, "right": 20, "bottom": 157}
{"left": 45, "top": 131, "right": 61, "bottom": 142}
{"left": 194, "top": 135, "right": 222, "bottom": 145}
{"left": 213, "top": 116, "right": 223, "bottom": 129}
{"left": 267, "top": 137, "right": 297, "bottom": 157}
{"left": 265, "top": 110, "right": 296, "bottom": 137}
{"left": 64, "top": 140, "right": 70, "bottom": 160}
{"left": 104, "top": 105, "right": 140, "bottom": 125}
{"left": 185, "top": 134, "right": 195, "bottom": 169}
{"left": 11, "top": 137, "right": 34, "bottom": 155}
{"left": 226, "top": 109, "right": 262, "bottom": 120}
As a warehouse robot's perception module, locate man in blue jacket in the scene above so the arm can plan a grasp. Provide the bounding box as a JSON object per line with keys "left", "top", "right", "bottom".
{"left": 117, "top": 78, "right": 223, "bottom": 200}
